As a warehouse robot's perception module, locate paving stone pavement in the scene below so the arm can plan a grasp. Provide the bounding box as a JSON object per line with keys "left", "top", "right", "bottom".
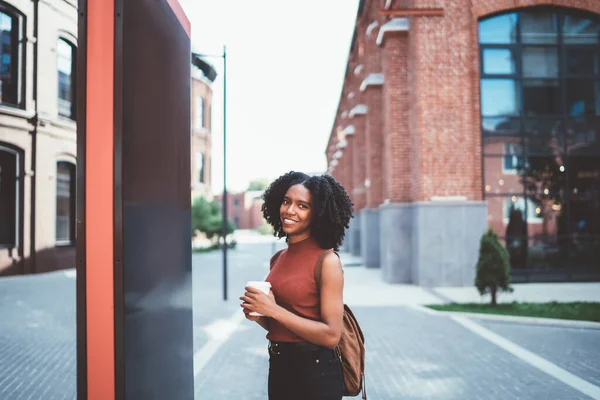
{"left": 479, "top": 320, "right": 600, "bottom": 388}
{"left": 196, "top": 305, "right": 596, "bottom": 400}
{"left": 1, "top": 240, "right": 599, "bottom": 399}
{"left": 0, "top": 272, "right": 76, "bottom": 400}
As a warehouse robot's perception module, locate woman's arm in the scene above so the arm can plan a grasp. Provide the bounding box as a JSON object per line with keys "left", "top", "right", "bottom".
{"left": 241, "top": 252, "right": 344, "bottom": 349}
{"left": 242, "top": 305, "right": 271, "bottom": 331}
{"left": 255, "top": 317, "right": 270, "bottom": 331}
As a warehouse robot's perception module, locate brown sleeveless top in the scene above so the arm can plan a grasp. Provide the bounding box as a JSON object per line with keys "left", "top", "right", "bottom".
{"left": 265, "top": 236, "right": 324, "bottom": 342}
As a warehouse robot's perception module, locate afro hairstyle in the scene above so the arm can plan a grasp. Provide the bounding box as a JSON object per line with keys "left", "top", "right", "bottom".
{"left": 261, "top": 171, "right": 354, "bottom": 250}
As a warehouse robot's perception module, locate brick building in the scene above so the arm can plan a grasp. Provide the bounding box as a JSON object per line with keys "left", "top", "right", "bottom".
{"left": 0, "top": 0, "right": 78, "bottom": 275}
{"left": 326, "top": 0, "right": 600, "bottom": 285}
{"left": 191, "top": 53, "right": 215, "bottom": 200}
{"left": 0, "top": 0, "right": 215, "bottom": 275}
{"left": 216, "top": 190, "right": 264, "bottom": 230}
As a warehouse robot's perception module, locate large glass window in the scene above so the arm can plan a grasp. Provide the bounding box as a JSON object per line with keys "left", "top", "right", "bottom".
{"left": 0, "top": 6, "right": 23, "bottom": 107}
{"left": 0, "top": 146, "right": 18, "bottom": 247}
{"left": 56, "top": 161, "right": 75, "bottom": 244}
{"left": 57, "top": 39, "right": 76, "bottom": 119}
{"left": 480, "top": 8, "right": 600, "bottom": 277}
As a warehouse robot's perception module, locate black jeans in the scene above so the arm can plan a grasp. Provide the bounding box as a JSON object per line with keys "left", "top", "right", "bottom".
{"left": 268, "top": 341, "right": 344, "bottom": 400}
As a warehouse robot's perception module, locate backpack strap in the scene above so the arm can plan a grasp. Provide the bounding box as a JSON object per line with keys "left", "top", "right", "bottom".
{"left": 314, "top": 249, "right": 340, "bottom": 289}
{"left": 269, "top": 249, "right": 284, "bottom": 270}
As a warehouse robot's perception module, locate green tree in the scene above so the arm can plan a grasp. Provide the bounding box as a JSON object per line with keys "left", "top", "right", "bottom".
{"left": 192, "top": 196, "right": 236, "bottom": 241}
{"left": 248, "top": 178, "right": 269, "bottom": 191}
{"left": 475, "top": 228, "right": 512, "bottom": 306}
{"left": 191, "top": 196, "right": 212, "bottom": 234}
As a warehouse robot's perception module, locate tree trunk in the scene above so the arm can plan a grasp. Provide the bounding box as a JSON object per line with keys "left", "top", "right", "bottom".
{"left": 491, "top": 288, "right": 497, "bottom": 306}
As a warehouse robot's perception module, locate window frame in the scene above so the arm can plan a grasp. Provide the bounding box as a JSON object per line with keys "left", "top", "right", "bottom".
{"left": 195, "top": 95, "right": 205, "bottom": 129}
{"left": 479, "top": 7, "right": 600, "bottom": 272}
{"left": 57, "top": 37, "right": 77, "bottom": 120}
{"left": 195, "top": 151, "right": 205, "bottom": 184}
{"left": 0, "top": 143, "right": 21, "bottom": 248}
{"left": 0, "top": 3, "right": 26, "bottom": 109}
{"left": 55, "top": 159, "right": 76, "bottom": 246}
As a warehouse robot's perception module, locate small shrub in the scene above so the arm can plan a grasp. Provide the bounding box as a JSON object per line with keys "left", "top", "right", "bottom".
{"left": 475, "top": 228, "right": 512, "bottom": 306}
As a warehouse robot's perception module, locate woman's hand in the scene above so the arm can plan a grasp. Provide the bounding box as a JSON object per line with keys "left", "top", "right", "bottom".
{"left": 241, "top": 307, "right": 261, "bottom": 322}
{"left": 240, "top": 287, "right": 278, "bottom": 318}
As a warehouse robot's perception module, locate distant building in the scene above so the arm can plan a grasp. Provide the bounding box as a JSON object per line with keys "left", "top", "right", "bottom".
{"left": 216, "top": 190, "right": 265, "bottom": 230}
{"left": 191, "top": 53, "right": 215, "bottom": 201}
{"left": 0, "top": 6, "right": 216, "bottom": 275}
{"left": 0, "top": 0, "right": 78, "bottom": 275}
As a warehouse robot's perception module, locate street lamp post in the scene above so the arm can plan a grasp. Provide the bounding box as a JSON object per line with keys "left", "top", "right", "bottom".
{"left": 222, "top": 46, "right": 228, "bottom": 301}
{"left": 193, "top": 46, "right": 228, "bottom": 301}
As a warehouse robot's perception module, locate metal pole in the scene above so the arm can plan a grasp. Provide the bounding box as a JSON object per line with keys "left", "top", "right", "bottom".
{"left": 221, "top": 46, "right": 228, "bottom": 301}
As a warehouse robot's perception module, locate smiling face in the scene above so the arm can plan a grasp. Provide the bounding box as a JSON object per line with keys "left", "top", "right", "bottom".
{"left": 280, "top": 183, "right": 313, "bottom": 242}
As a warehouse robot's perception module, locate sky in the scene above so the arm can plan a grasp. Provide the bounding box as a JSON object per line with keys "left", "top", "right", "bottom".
{"left": 178, "top": 0, "right": 360, "bottom": 195}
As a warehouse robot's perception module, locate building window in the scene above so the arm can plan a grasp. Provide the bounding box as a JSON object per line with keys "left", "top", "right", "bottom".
{"left": 0, "top": 145, "right": 18, "bottom": 247}
{"left": 56, "top": 161, "right": 76, "bottom": 244}
{"left": 504, "top": 197, "right": 543, "bottom": 223}
{"left": 195, "top": 96, "right": 205, "bottom": 129}
{"left": 503, "top": 143, "right": 523, "bottom": 173}
{"left": 207, "top": 102, "right": 211, "bottom": 130}
{"left": 57, "top": 39, "right": 76, "bottom": 119}
{"left": 0, "top": 5, "right": 23, "bottom": 108}
{"left": 233, "top": 198, "right": 239, "bottom": 206}
{"left": 480, "top": 7, "right": 600, "bottom": 273}
{"left": 196, "top": 152, "right": 204, "bottom": 183}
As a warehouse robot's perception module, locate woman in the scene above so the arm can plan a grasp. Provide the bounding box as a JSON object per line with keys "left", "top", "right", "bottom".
{"left": 240, "top": 171, "right": 354, "bottom": 400}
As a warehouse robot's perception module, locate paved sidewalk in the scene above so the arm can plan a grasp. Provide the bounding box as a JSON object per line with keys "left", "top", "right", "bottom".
{"left": 196, "top": 305, "right": 596, "bottom": 399}
{"left": 1, "top": 242, "right": 599, "bottom": 399}
{"left": 192, "top": 248, "right": 600, "bottom": 399}
{"left": 337, "top": 251, "right": 600, "bottom": 305}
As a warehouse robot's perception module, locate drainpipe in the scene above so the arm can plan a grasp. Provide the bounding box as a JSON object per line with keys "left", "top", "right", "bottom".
{"left": 29, "top": 0, "right": 39, "bottom": 274}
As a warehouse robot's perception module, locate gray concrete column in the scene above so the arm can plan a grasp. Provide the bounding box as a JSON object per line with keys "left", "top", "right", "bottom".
{"left": 340, "top": 228, "right": 349, "bottom": 252}
{"left": 359, "top": 208, "right": 380, "bottom": 268}
{"left": 379, "top": 200, "right": 488, "bottom": 286}
{"left": 345, "top": 218, "right": 355, "bottom": 253}
{"left": 412, "top": 201, "right": 487, "bottom": 287}
{"left": 379, "top": 203, "right": 413, "bottom": 283}
{"left": 350, "top": 212, "right": 362, "bottom": 256}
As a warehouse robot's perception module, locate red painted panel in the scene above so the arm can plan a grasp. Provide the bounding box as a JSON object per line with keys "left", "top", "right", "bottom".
{"left": 166, "top": 0, "right": 191, "bottom": 37}
{"left": 86, "top": 0, "right": 115, "bottom": 399}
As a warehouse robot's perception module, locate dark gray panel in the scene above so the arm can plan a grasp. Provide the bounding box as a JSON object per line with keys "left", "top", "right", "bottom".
{"left": 121, "top": 0, "right": 193, "bottom": 398}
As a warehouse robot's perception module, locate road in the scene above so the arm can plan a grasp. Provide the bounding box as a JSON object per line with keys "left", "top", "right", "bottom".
{"left": 0, "top": 240, "right": 599, "bottom": 399}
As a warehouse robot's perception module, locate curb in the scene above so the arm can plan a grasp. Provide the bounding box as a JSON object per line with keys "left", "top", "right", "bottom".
{"left": 413, "top": 305, "right": 600, "bottom": 330}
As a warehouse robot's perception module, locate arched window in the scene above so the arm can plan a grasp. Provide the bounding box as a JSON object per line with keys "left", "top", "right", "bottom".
{"left": 0, "top": 3, "right": 25, "bottom": 108}
{"left": 56, "top": 161, "right": 76, "bottom": 244}
{"left": 57, "top": 38, "right": 76, "bottom": 119}
{"left": 479, "top": 7, "right": 600, "bottom": 275}
{"left": 0, "top": 145, "right": 19, "bottom": 247}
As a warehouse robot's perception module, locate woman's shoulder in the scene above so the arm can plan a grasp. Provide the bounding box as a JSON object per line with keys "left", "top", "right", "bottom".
{"left": 269, "top": 249, "right": 286, "bottom": 269}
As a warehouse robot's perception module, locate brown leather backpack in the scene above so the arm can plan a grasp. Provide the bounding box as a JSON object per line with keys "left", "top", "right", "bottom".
{"left": 315, "top": 250, "right": 366, "bottom": 399}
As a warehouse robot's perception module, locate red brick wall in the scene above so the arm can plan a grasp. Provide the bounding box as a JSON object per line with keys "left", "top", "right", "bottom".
{"left": 364, "top": 86, "right": 384, "bottom": 207}
{"left": 216, "top": 192, "right": 265, "bottom": 230}
{"left": 191, "top": 78, "right": 213, "bottom": 196}
{"left": 405, "top": 1, "right": 482, "bottom": 201}
{"left": 351, "top": 114, "right": 367, "bottom": 210}
{"left": 471, "top": 0, "right": 600, "bottom": 19}
{"left": 361, "top": 18, "right": 385, "bottom": 208}
{"left": 326, "top": 0, "right": 600, "bottom": 206}
{"left": 345, "top": 135, "right": 355, "bottom": 204}
{"left": 383, "top": 33, "right": 411, "bottom": 202}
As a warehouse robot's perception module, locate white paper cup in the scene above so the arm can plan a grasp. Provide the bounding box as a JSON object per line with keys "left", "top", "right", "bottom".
{"left": 246, "top": 281, "right": 271, "bottom": 316}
